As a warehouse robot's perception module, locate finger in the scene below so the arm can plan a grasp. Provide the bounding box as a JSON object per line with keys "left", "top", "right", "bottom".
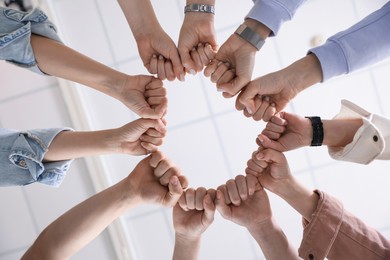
{"left": 204, "top": 59, "right": 219, "bottom": 77}
{"left": 217, "top": 69, "right": 235, "bottom": 86}
{"left": 264, "top": 120, "right": 286, "bottom": 135}
{"left": 204, "top": 43, "right": 216, "bottom": 61}
{"left": 140, "top": 142, "right": 159, "bottom": 153}
{"left": 215, "top": 190, "right": 231, "bottom": 220}
{"left": 246, "top": 159, "right": 267, "bottom": 174}
{"left": 145, "top": 86, "right": 167, "bottom": 98}
{"left": 195, "top": 187, "right": 207, "bottom": 210}
{"left": 164, "top": 60, "right": 175, "bottom": 81}
{"left": 147, "top": 96, "right": 168, "bottom": 107}
{"left": 202, "top": 194, "right": 216, "bottom": 225}
{"left": 252, "top": 96, "right": 271, "bottom": 121}
{"left": 235, "top": 175, "right": 248, "bottom": 201}
{"left": 245, "top": 167, "right": 261, "bottom": 177}
{"left": 197, "top": 43, "right": 211, "bottom": 67}
{"left": 261, "top": 129, "right": 282, "bottom": 141}
{"left": 178, "top": 193, "right": 188, "bottom": 211}
{"left": 140, "top": 134, "right": 163, "bottom": 146}
{"left": 145, "top": 128, "right": 165, "bottom": 138}
{"left": 251, "top": 151, "right": 269, "bottom": 168}
{"left": 154, "top": 159, "right": 173, "bottom": 178}
{"left": 165, "top": 175, "right": 183, "bottom": 207}
{"left": 190, "top": 46, "right": 203, "bottom": 73}
{"left": 157, "top": 55, "right": 166, "bottom": 80}
{"left": 145, "top": 78, "right": 164, "bottom": 90}
{"left": 185, "top": 188, "right": 196, "bottom": 210}
{"left": 149, "top": 54, "right": 158, "bottom": 75}
{"left": 263, "top": 103, "right": 277, "bottom": 122}
{"left": 159, "top": 167, "right": 182, "bottom": 186}
{"left": 149, "top": 151, "right": 164, "bottom": 168}
{"left": 226, "top": 179, "right": 241, "bottom": 206}
{"left": 210, "top": 62, "right": 229, "bottom": 84}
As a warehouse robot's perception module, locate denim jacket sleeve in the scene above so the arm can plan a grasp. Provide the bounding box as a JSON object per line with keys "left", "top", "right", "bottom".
{"left": 246, "top": 0, "right": 308, "bottom": 36}
{"left": 0, "top": 127, "right": 73, "bottom": 187}
{"left": 309, "top": 2, "right": 390, "bottom": 81}
{"left": 328, "top": 99, "right": 390, "bottom": 164}
{"left": 0, "top": 7, "right": 63, "bottom": 75}
{"left": 299, "top": 190, "right": 390, "bottom": 260}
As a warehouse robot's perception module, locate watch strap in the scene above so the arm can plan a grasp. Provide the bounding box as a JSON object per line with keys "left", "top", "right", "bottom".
{"left": 184, "top": 4, "right": 215, "bottom": 14}
{"left": 305, "top": 116, "right": 324, "bottom": 146}
{"left": 234, "top": 24, "right": 265, "bottom": 51}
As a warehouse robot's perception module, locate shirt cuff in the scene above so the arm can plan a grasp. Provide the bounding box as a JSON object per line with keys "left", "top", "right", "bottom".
{"left": 298, "top": 190, "right": 344, "bottom": 260}
{"left": 328, "top": 99, "right": 385, "bottom": 164}
{"left": 309, "top": 40, "right": 349, "bottom": 82}
{"left": 0, "top": 7, "right": 63, "bottom": 75}
{"left": 246, "top": 0, "right": 294, "bottom": 36}
{"left": 9, "top": 128, "right": 73, "bottom": 187}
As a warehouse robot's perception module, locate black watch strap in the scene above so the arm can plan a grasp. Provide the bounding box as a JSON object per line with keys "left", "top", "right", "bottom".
{"left": 305, "top": 116, "right": 324, "bottom": 146}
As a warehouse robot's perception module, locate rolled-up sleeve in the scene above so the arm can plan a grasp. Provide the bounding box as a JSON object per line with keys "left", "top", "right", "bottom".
{"left": 246, "top": 0, "right": 307, "bottom": 36}
{"left": 0, "top": 128, "right": 73, "bottom": 187}
{"left": 328, "top": 99, "right": 390, "bottom": 164}
{"left": 309, "top": 2, "right": 390, "bottom": 82}
{"left": 299, "top": 190, "right": 390, "bottom": 259}
{"left": 0, "top": 7, "right": 63, "bottom": 75}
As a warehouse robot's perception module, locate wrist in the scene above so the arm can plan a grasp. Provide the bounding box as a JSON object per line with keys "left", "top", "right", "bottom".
{"left": 243, "top": 18, "right": 271, "bottom": 40}
{"left": 285, "top": 54, "right": 323, "bottom": 93}
{"left": 175, "top": 232, "right": 202, "bottom": 244}
{"left": 323, "top": 119, "right": 363, "bottom": 147}
{"left": 186, "top": 0, "right": 215, "bottom": 5}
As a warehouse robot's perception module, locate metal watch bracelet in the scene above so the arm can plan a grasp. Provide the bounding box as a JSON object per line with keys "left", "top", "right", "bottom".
{"left": 234, "top": 24, "right": 265, "bottom": 51}
{"left": 184, "top": 4, "right": 215, "bottom": 14}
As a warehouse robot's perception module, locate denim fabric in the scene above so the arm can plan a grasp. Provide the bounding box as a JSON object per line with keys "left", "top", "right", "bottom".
{"left": 0, "top": 127, "right": 73, "bottom": 187}
{"left": 0, "top": 7, "right": 62, "bottom": 75}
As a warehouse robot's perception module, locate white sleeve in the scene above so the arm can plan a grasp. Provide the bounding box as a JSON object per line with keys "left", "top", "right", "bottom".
{"left": 328, "top": 100, "right": 390, "bottom": 164}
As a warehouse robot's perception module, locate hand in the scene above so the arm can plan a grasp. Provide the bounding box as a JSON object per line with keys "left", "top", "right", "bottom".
{"left": 178, "top": 12, "right": 217, "bottom": 74}
{"left": 128, "top": 151, "right": 188, "bottom": 207}
{"left": 245, "top": 148, "right": 292, "bottom": 195}
{"left": 215, "top": 175, "right": 271, "bottom": 230}
{"left": 109, "top": 118, "right": 167, "bottom": 155}
{"left": 114, "top": 75, "right": 168, "bottom": 119}
{"left": 204, "top": 34, "right": 257, "bottom": 98}
{"left": 258, "top": 112, "right": 312, "bottom": 152}
{"left": 136, "top": 29, "right": 184, "bottom": 81}
{"left": 236, "top": 54, "right": 323, "bottom": 120}
{"left": 173, "top": 188, "right": 216, "bottom": 240}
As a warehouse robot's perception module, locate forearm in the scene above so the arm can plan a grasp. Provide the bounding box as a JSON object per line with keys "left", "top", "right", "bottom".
{"left": 283, "top": 54, "right": 323, "bottom": 93}
{"left": 322, "top": 119, "right": 362, "bottom": 148}
{"left": 22, "top": 178, "right": 139, "bottom": 260}
{"left": 274, "top": 178, "right": 319, "bottom": 221}
{"left": 117, "top": 0, "right": 161, "bottom": 40}
{"left": 43, "top": 128, "right": 120, "bottom": 161}
{"left": 248, "top": 217, "right": 299, "bottom": 260}
{"left": 30, "top": 34, "right": 127, "bottom": 99}
{"left": 173, "top": 233, "right": 201, "bottom": 260}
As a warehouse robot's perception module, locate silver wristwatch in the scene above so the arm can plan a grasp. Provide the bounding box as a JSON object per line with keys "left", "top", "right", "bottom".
{"left": 184, "top": 4, "right": 215, "bottom": 14}
{"left": 234, "top": 24, "right": 265, "bottom": 51}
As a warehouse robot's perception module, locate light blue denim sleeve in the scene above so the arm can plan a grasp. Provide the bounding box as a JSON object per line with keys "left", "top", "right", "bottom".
{"left": 0, "top": 7, "right": 63, "bottom": 75}
{"left": 309, "top": 2, "right": 390, "bottom": 82}
{"left": 0, "top": 127, "right": 73, "bottom": 187}
{"left": 246, "top": 0, "right": 308, "bottom": 36}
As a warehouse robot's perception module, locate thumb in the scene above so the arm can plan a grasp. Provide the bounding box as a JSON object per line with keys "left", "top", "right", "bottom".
{"left": 202, "top": 194, "right": 215, "bottom": 225}
{"left": 237, "top": 81, "right": 262, "bottom": 115}
{"left": 164, "top": 175, "right": 183, "bottom": 207}
{"left": 179, "top": 46, "right": 196, "bottom": 76}
{"left": 257, "top": 134, "right": 285, "bottom": 152}
{"left": 218, "top": 76, "right": 248, "bottom": 98}
{"left": 256, "top": 148, "right": 287, "bottom": 166}
{"left": 215, "top": 190, "right": 230, "bottom": 220}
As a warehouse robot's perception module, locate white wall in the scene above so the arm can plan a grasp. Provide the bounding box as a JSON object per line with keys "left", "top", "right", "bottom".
{"left": 0, "top": 0, "right": 389, "bottom": 259}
